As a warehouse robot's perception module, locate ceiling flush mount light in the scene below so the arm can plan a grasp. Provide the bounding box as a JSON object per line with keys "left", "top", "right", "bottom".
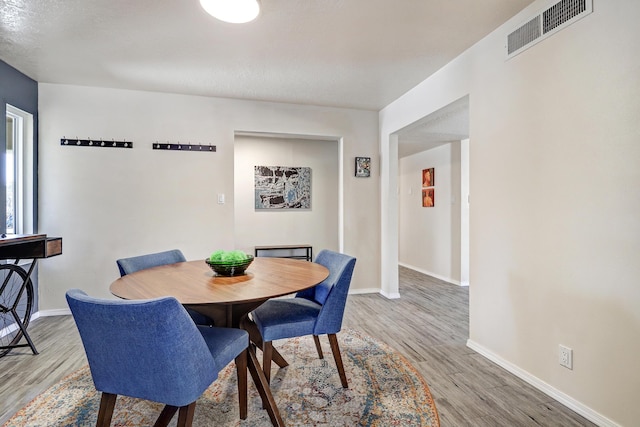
{"left": 200, "top": 0, "right": 260, "bottom": 24}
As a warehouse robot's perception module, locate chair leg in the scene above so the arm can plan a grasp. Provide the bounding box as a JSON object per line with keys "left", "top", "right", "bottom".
{"left": 154, "top": 405, "right": 179, "bottom": 427}
{"left": 236, "top": 350, "right": 248, "bottom": 419}
{"left": 96, "top": 392, "right": 117, "bottom": 427}
{"left": 262, "top": 341, "right": 273, "bottom": 385}
{"left": 313, "top": 335, "right": 324, "bottom": 359}
{"left": 328, "top": 333, "right": 349, "bottom": 388}
{"left": 176, "top": 403, "right": 196, "bottom": 427}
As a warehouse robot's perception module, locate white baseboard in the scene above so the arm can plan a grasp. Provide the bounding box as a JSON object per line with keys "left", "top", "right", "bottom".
{"left": 37, "top": 308, "right": 71, "bottom": 317}
{"left": 350, "top": 287, "right": 399, "bottom": 299}
{"left": 379, "top": 290, "right": 400, "bottom": 299}
{"left": 466, "top": 339, "right": 620, "bottom": 427}
{"left": 1, "top": 312, "right": 43, "bottom": 338}
{"left": 398, "top": 262, "right": 463, "bottom": 286}
{"left": 349, "top": 288, "right": 381, "bottom": 295}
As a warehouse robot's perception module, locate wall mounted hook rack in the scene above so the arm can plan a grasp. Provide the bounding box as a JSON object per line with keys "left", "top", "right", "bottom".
{"left": 153, "top": 142, "right": 216, "bottom": 152}
{"left": 60, "top": 137, "right": 133, "bottom": 148}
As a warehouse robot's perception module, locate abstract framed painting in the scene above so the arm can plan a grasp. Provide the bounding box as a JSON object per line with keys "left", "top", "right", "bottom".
{"left": 254, "top": 166, "right": 311, "bottom": 209}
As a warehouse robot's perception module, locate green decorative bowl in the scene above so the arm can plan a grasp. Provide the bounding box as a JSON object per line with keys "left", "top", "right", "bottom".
{"left": 205, "top": 255, "right": 254, "bottom": 276}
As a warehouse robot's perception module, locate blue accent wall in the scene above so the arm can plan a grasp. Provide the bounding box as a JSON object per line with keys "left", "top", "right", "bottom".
{"left": 0, "top": 60, "right": 38, "bottom": 117}
{"left": 0, "top": 60, "right": 39, "bottom": 231}
{"left": 0, "top": 60, "right": 40, "bottom": 309}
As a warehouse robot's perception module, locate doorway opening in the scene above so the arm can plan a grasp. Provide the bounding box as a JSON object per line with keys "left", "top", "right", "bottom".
{"left": 232, "top": 131, "right": 343, "bottom": 258}
{"left": 393, "top": 96, "right": 470, "bottom": 290}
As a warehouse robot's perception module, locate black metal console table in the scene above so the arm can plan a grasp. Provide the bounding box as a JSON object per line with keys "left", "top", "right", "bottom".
{"left": 254, "top": 244, "right": 313, "bottom": 262}
{"left": 0, "top": 234, "right": 62, "bottom": 357}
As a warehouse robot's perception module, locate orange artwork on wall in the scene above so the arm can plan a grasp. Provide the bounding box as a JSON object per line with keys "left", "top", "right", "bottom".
{"left": 422, "top": 168, "right": 434, "bottom": 188}
{"left": 422, "top": 188, "right": 434, "bottom": 207}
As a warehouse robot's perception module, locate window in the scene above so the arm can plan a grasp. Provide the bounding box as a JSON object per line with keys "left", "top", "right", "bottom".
{"left": 5, "top": 105, "right": 34, "bottom": 235}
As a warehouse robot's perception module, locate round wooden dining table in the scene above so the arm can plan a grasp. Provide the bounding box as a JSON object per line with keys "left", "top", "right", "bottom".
{"left": 109, "top": 256, "right": 329, "bottom": 427}
{"left": 110, "top": 257, "right": 329, "bottom": 327}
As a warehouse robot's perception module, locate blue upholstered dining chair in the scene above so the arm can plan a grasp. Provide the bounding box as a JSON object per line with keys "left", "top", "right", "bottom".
{"left": 116, "top": 249, "right": 214, "bottom": 326}
{"left": 66, "top": 289, "right": 249, "bottom": 427}
{"left": 251, "top": 249, "right": 356, "bottom": 388}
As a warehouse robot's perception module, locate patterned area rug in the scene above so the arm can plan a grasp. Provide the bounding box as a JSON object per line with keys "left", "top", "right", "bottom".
{"left": 4, "top": 329, "right": 439, "bottom": 427}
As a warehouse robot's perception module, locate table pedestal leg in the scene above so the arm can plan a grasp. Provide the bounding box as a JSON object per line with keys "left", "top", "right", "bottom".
{"left": 247, "top": 344, "right": 285, "bottom": 427}
{"left": 188, "top": 305, "right": 290, "bottom": 368}
{"left": 190, "top": 306, "right": 287, "bottom": 426}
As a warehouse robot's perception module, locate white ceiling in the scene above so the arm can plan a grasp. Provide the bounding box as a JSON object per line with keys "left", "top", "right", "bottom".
{"left": 1, "top": 0, "right": 533, "bottom": 112}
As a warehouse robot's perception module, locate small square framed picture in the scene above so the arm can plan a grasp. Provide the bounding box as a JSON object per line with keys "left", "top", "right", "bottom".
{"left": 355, "top": 157, "right": 371, "bottom": 177}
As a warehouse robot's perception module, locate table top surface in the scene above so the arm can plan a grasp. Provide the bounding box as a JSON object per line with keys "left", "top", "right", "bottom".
{"left": 0, "top": 233, "right": 47, "bottom": 245}
{"left": 110, "top": 257, "right": 329, "bottom": 305}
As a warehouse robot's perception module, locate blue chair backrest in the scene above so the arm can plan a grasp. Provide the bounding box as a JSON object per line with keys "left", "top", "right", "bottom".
{"left": 116, "top": 249, "right": 186, "bottom": 276}
{"left": 66, "top": 289, "right": 216, "bottom": 407}
{"left": 296, "top": 250, "right": 356, "bottom": 335}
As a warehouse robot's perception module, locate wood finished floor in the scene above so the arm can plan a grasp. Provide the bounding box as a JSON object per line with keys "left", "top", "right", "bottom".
{"left": 0, "top": 266, "right": 596, "bottom": 426}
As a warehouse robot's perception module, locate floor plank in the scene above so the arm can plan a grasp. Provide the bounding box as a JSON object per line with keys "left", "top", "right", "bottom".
{"left": 0, "top": 315, "right": 86, "bottom": 424}
{"left": 342, "top": 267, "right": 596, "bottom": 426}
{"left": 0, "top": 266, "right": 596, "bottom": 426}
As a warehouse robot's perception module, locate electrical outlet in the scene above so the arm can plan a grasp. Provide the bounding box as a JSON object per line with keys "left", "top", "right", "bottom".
{"left": 559, "top": 345, "right": 573, "bottom": 370}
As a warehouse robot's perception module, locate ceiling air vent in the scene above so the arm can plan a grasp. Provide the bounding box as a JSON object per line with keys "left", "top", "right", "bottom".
{"left": 506, "top": 0, "right": 592, "bottom": 59}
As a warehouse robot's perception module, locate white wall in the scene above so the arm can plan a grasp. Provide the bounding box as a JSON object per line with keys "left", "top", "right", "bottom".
{"left": 380, "top": 0, "right": 640, "bottom": 425}
{"left": 398, "top": 143, "right": 461, "bottom": 284}
{"left": 37, "top": 84, "right": 380, "bottom": 311}
{"left": 233, "top": 135, "right": 339, "bottom": 256}
{"left": 460, "top": 139, "right": 469, "bottom": 287}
